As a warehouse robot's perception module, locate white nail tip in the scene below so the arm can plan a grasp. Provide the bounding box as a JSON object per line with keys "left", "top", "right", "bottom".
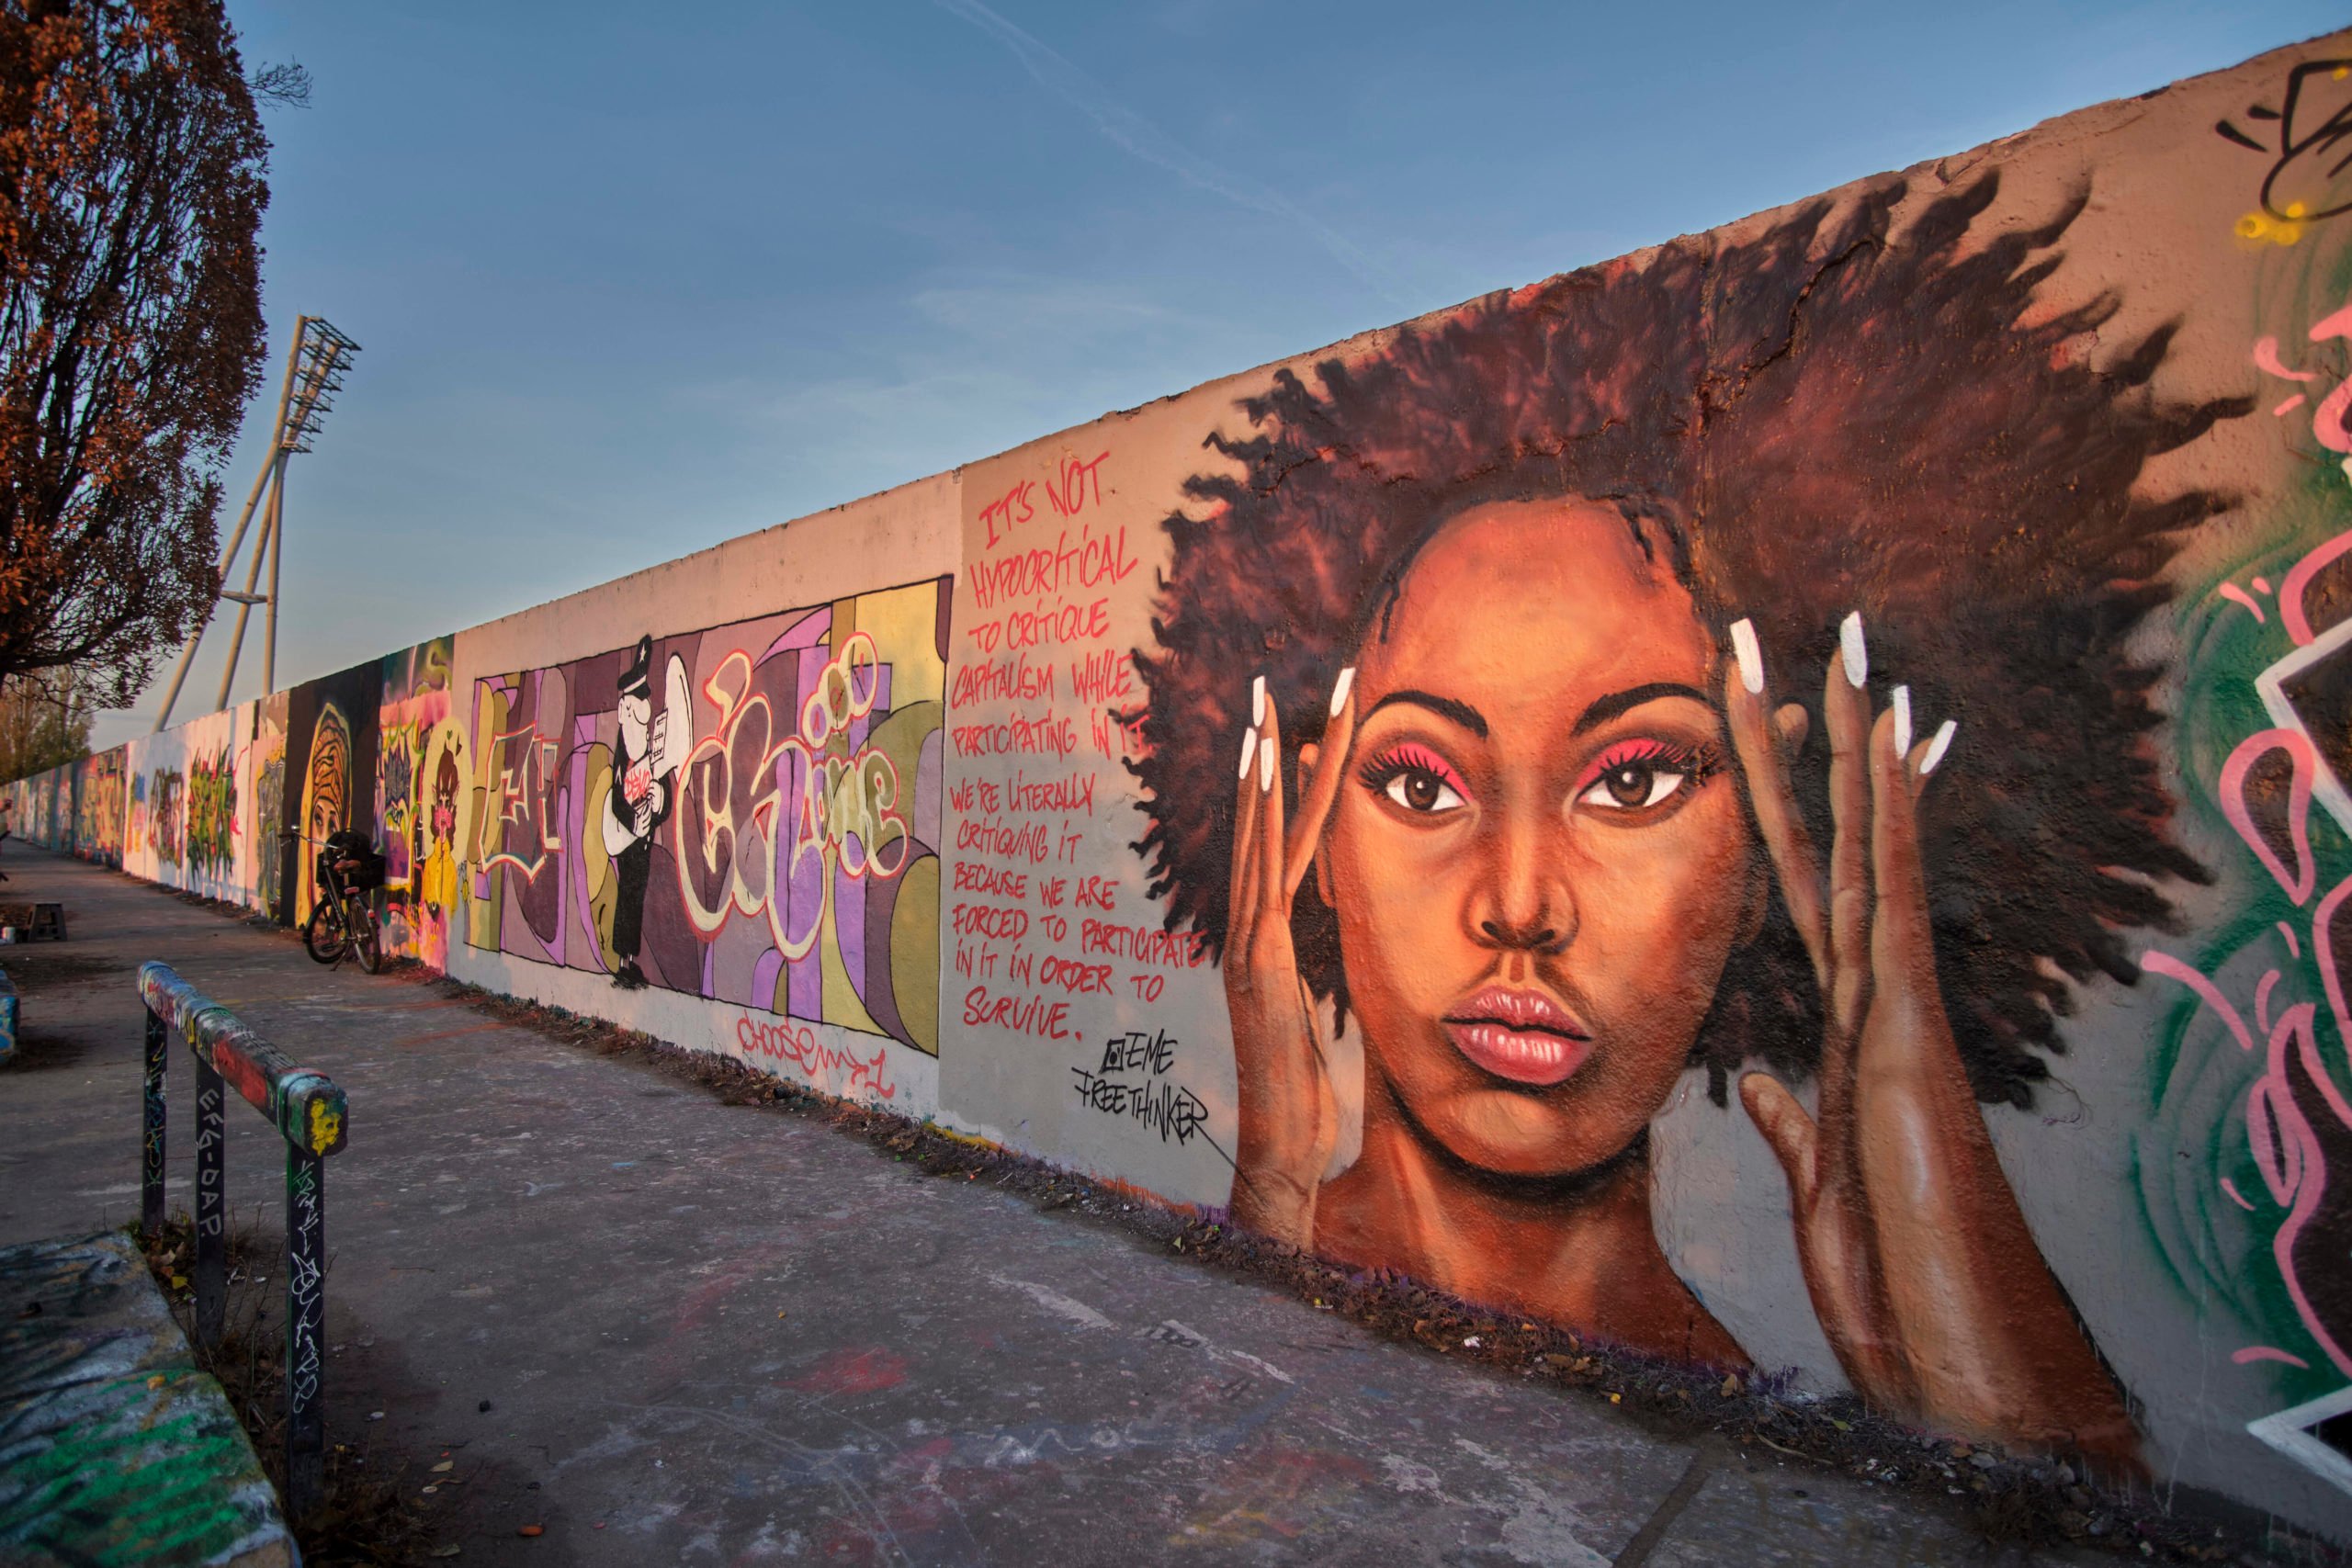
{"left": 1257, "top": 736, "right": 1275, "bottom": 792}
{"left": 1251, "top": 675, "right": 1266, "bottom": 727}
{"left": 1331, "top": 666, "right": 1356, "bottom": 716}
{"left": 1238, "top": 728, "right": 1258, "bottom": 781}
{"left": 1892, "top": 685, "right": 1912, "bottom": 759}
{"left": 1839, "top": 612, "right": 1867, "bottom": 688}
{"left": 1729, "top": 619, "right": 1763, "bottom": 694}
{"left": 1920, "top": 719, "right": 1957, "bottom": 775}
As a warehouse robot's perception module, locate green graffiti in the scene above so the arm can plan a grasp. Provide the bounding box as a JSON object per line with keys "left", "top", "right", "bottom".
{"left": 2138, "top": 231, "right": 2352, "bottom": 1409}
{"left": 0, "top": 1370, "right": 284, "bottom": 1566}
{"left": 185, "top": 745, "right": 237, "bottom": 881}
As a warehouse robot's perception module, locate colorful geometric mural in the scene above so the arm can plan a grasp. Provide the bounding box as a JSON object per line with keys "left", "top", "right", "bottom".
{"left": 467, "top": 578, "right": 948, "bottom": 1054}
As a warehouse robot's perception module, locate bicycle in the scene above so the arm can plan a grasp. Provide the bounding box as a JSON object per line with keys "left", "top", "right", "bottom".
{"left": 284, "top": 827, "right": 385, "bottom": 974}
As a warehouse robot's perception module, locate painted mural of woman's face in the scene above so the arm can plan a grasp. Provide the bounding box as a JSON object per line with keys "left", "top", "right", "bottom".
{"left": 1315, "top": 500, "right": 1761, "bottom": 1179}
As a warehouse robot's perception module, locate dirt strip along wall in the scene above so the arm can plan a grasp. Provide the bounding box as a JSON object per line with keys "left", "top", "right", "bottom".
{"left": 11, "top": 30, "right": 2352, "bottom": 1538}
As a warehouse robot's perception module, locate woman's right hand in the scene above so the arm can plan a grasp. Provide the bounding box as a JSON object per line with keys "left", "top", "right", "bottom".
{"left": 1225, "top": 668, "right": 1358, "bottom": 1248}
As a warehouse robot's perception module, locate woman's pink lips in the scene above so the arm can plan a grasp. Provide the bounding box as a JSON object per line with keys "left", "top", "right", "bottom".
{"left": 1442, "top": 987, "right": 1592, "bottom": 1087}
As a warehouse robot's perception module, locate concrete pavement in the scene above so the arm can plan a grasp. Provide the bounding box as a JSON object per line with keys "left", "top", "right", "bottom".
{"left": 0, "top": 846, "right": 2129, "bottom": 1565}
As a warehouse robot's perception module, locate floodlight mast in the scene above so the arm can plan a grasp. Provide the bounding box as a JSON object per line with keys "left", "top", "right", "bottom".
{"left": 151, "top": 315, "right": 361, "bottom": 731}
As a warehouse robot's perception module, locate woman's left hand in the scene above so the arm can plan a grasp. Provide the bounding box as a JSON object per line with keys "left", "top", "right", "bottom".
{"left": 1724, "top": 615, "right": 2137, "bottom": 1462}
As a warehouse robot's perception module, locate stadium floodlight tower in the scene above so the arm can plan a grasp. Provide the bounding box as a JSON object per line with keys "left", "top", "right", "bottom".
{"left": 152, "top": 314, "right": 362, "bottom": 730}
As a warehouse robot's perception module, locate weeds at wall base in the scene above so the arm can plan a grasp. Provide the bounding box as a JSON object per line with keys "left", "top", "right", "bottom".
{"left": 130, "top": 1209, "right": 434, "bottom": 1567}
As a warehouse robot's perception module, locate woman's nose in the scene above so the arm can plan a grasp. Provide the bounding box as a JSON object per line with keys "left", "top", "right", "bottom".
{"left": 1479, "top": 915, "right": 1566, "bottom": 951}
{"left": 1468, "top": 818, "right": 1574, "bottom": 953}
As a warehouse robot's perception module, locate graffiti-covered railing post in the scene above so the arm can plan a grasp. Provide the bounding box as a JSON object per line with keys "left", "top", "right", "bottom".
{"left": 141, "top": 1004, "right": 165, "bottom": 1235}
{"left": 135, "top": 961, "right": 350, "bottom": 1522}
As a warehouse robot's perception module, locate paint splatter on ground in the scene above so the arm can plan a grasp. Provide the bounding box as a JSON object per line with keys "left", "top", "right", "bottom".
{"left": 0, "top": 1230, "right": 293, "bottom": 1567}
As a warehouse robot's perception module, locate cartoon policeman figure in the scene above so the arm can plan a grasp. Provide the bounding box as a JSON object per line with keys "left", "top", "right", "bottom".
{"left": 602, "top": 636, "right": 676, "bottom": 989}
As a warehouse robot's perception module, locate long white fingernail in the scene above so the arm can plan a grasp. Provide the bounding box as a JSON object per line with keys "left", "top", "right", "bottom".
{"left": 1238, "top": 727, "right": 1258, "bottom": 781}
{"left": 1892, "top": 685, "right": 1912, "bottom": 758}
{"left": 1839, "top": 612, "right": 1867, "bottom": 689}
{"left": 1330, "top": 666, "right": 1356, "bottom": 716}
{"left": 1730, "top": 619, "right": 1763, "bottom": 694}
{"left": 1251, "top": 675, "right": 1266, "bottom": 727}
{"left": 1257, "top": 736, "right": 1275, "bottom": 792}
{"left": 1920, "top": 718, "right": 1957, "bottom": 775}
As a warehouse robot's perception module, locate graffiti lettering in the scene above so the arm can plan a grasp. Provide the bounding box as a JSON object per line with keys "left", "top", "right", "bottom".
{"left": 967, "top": 521, "right": 1138, "bottom": 611}
{"left": 1069, "top": 1029, "right": 1206, "bottom": 1145}
{"left": 675, "top": 631, "right": 915, "bottom": 962}
{"left": 951, "top": 714, "right": 1077, "bottom": 758}
{"left": 1078, "top": 919, "right": 1210, "bottom": 969}
{"left": 954, "top": 813, "right": 1053, "bottom": 864}
{"left": 949, "top": 652, "right": 1056, "bottom": 705}
{"left": 151, "top": 769, "right": 185, "bottom": 868}
{"left": 482, "top": 723, "right": 562, "bottom": 879}
{"left": 961, "top": 984, "right": 1070, "bottom": 1041}
{"left": 2220, "top": 57, "right": 2352, "bottom": 240}
{"left": 185, "top": 747, "right": 236, "bottom": 881}
{"left": 731, "top": 1014, "right": 894, "bottom": 1100}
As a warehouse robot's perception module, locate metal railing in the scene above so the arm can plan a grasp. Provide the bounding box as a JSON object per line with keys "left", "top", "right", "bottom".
{"left": 137, "top": 961, "right": 350, "bottom": 1521}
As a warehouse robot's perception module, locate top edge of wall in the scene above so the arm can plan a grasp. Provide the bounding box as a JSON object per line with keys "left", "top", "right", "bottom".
{"left": 449, "top": 467, "right": 959, "bottom": 649}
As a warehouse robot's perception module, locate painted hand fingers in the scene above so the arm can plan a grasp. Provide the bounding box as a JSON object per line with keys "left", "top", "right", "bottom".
{"left": 1725, "top": 619, "right": 1831, "bottom": 989}
{"left": 1910, "top": 716, "right": 1957, "bottom": 799}
{"left": 1824, "top": 613, "right": 1875, "bottom": 1044}
{"left": 1871, "top": 705, "right": 1931, "bottom": 970}
{"left": 1227, "top": 713, "right": 1263, "bottom": 967}
{"left": 1283, "top": 667, "right": 1356, "bottom": 899}
{"left": 1254, "top": 691, "right": 1288, "bottom": 926}
{"left": 1739, "top": 1071, "right": 1820, "bottom": 1209}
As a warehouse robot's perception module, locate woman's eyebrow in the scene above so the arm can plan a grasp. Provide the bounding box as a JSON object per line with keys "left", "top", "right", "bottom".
{"left": 1363, "top": 689, "right": 1488, "bottom": 738}
{"left": 1572, "top": 682, "right": 1713, "bottom": 735}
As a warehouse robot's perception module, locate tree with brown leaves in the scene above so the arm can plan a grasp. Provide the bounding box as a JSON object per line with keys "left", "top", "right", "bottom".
{"left": 0, "top": 0, "right": 275, "bottom": 707}
{"left": 0, "top": 666, "right": 86, "bottom": 780}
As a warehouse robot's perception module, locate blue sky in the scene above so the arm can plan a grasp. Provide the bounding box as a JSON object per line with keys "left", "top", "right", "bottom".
{"left": 104, "top": 0, "right": 2342, "bottom": 747}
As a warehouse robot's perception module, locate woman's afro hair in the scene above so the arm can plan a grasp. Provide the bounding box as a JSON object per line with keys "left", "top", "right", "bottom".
{"left": 1129, "top": 175, "right": 2254, "bottom": 1108}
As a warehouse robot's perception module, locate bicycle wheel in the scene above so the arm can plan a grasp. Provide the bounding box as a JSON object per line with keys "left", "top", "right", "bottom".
{"left": 345, "top": 892, "right": 382, "bottom": 974}
{"left": 302, "top": 897, "right": 347, "bottom": 964}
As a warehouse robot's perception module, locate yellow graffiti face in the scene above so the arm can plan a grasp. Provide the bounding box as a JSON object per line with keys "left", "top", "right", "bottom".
{"left": 308, "top": 1100, "right": 343, "bottom": 1154}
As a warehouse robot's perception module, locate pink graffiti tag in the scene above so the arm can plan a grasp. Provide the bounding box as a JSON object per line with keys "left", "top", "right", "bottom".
{"left": 732, "top": 1013, "right": 894, "bottom": 1100}
{"left": 2219, "top": 728, "right": 2319, "bottom": 906}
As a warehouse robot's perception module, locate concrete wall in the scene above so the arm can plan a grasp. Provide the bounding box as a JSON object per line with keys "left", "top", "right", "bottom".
{"left": 12, "top": 29, "right": 2352, "bottom": 1537}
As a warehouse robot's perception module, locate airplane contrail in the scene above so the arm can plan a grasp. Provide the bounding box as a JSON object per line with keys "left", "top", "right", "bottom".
{"left": 933, "top": 0, "right": 1405, "bottom": 308}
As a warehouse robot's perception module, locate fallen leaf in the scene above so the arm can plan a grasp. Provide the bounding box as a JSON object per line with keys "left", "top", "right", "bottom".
{"left": 1830, "top": 1418, "right": 1851, "bottom": 1431}
{"left": 432, "top": 1461, "right": 454, "bottom": 1473}
{"left": 517, "top": 1525, "right": 544, "bottom": 1538}
{"left": 144, "top": 1374, "right": 165, "bottom": 1390}
{"left": 1721, "top": 1373, "right": 1743, "bottom": 1397}
{"left": 430, "top": 1547, "right": 460, "bottom": 1560}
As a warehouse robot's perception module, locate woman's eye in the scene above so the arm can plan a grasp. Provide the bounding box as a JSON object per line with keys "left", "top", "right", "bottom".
{"left": 1383, "top": 769, "right": 1464, "bottom": 814}
{"left": 1579, "top": 761, "right": 1686, "bottom": 811}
